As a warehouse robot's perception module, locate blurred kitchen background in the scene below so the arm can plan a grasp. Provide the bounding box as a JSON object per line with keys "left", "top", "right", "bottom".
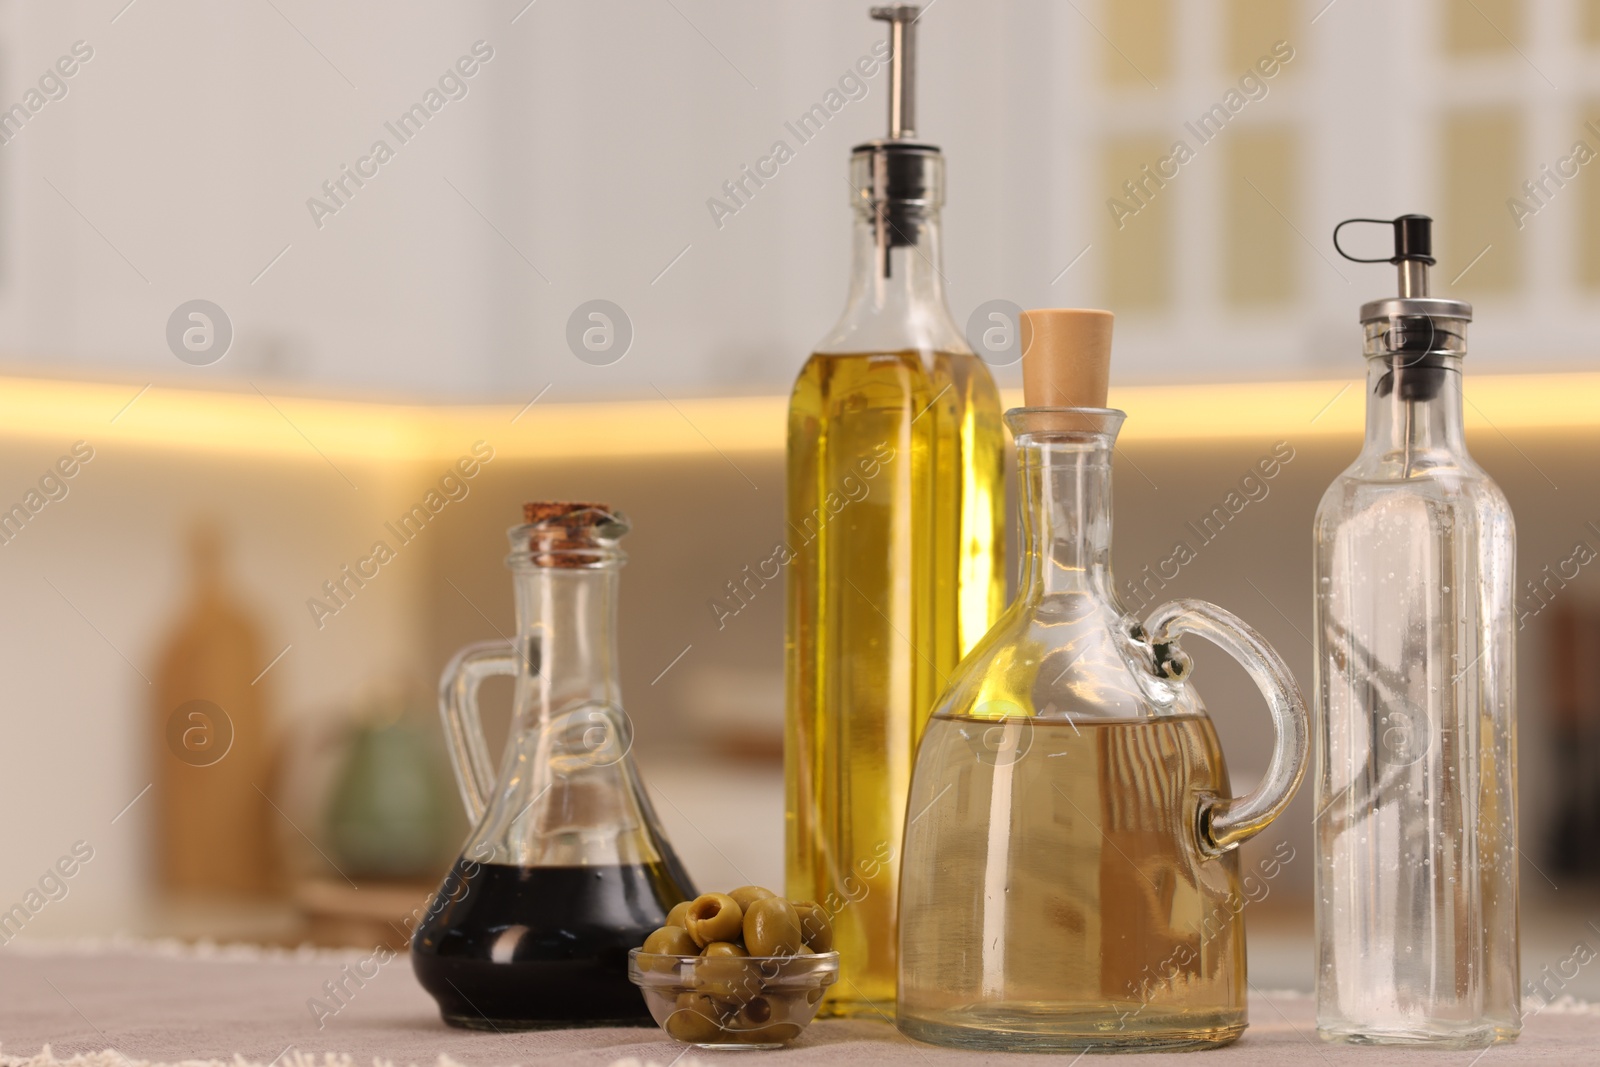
{"left": 1, "top": 0, "right": 1599, "bottom": 996}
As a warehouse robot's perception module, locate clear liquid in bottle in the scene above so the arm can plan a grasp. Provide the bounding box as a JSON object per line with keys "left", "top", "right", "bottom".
{"left": 1315, "top": 216, "right": 1519, "bottom": 1047}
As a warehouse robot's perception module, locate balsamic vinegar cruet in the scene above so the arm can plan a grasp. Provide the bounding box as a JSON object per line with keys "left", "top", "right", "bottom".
{"left": 411, "top": 503, "right": 694, "bottom": 1030}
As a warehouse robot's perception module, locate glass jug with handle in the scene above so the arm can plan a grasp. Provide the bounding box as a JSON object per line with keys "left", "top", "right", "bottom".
{"left": 897, "top": 408, "right": 1309, "bottom": 1052}
{"left": 411, "top": 502, "right": 695, "bottom": 1030}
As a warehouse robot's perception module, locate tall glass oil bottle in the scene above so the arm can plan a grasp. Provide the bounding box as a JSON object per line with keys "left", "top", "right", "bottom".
{"left": 785, "top": 3, "right": 1004, "bottom": 1018}
{"left": 1315, "top": 216, "right": 1519, "bottom": 1046}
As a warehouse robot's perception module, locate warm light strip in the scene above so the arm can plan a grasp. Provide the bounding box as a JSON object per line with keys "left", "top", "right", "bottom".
{"left": 0, "top": 371, "right": 1592, "bottom": 463}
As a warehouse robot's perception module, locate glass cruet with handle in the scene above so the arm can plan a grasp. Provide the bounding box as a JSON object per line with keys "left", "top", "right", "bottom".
{"left": 896, "top": 310, "right": 1310, "bottom": 1052}
{"left": 411, "top": 501, "right": 695, "bottom": 1030}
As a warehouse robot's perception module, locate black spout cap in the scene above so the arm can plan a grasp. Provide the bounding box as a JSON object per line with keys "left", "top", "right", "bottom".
{"left": 1393, "top": 214, "right": 1433, "bottom": 263}
{"left": 1333, "top": 214, "right": 1436, "bottom": 266}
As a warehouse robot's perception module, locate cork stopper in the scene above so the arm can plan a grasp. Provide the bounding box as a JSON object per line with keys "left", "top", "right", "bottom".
{"left": 523, "top": 501, "right": 609, "bottom": 525}
{"left": 1020, "top": 309, "right": 1114, "bottom": 410}
{"left": 521, "top": 502, "right": 624, "bottom": 567}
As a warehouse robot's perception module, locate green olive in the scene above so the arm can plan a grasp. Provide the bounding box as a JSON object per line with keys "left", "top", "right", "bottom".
{"left": 684, "top": 893, "right": 744, "bottom": 947}
{"left": 641, "top": 925, "right": 697, "bottom": 959}
{"left": 728, "top": 885, "right": 776, "bottom": 911}
{"left": 665, "top": 900, "right": 693, "bottom": 929}
{"left": 666, "top": 991, "right": 727, "bottom": 1043}
{"left": 702, "top": 940, "right": 748, "bottom": 958}
{"left": 742, "top": 896, "right": 804, "bottom": 957}
{"left": 736, "top": 996, "right": 772, "bottom": 1027}
{"left": 768, "top": 989, "right": 806, "bottom": 1017}
{"left": 695, "top": 953, "right": 760, "bottom": 1003}
{"left": 791, "top": 900, "right": 834, "bottom": 953}
{"left": 740, "top": 1022, "right": 802, "bottom": 1044}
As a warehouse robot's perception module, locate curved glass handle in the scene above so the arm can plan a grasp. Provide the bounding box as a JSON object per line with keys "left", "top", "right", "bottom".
{"left": 1125, "top": 598, "right": 1309, "bottom": 855}
{"left": 439, "top": 640, "right": 518, "bottom": 823}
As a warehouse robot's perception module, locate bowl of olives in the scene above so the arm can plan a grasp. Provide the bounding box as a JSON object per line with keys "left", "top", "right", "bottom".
{"left": 628, "top": 885, "right": 838, "bottom": 1049}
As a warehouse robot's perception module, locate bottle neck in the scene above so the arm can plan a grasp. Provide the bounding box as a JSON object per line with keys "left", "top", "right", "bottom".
{"left": 512, "top": 564, "right": 623, "bottom": 713}
{"left": 852, "top": 198, "right": 949, "bottom": 305}
{"left": 815, "top": 149, "right": 967, "bottom": 355}
{"left": 1360, "top": 353, "right": 1467, "bottom": 471}
{"left": 1017, "top": 434, "right": 1116, "bottom": 597}
{"left": 814, "top": 204, "right": 965, "bottom": 355}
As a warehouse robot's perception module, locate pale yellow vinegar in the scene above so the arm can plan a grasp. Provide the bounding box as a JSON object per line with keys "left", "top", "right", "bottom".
{"left": 898, "top": 714, "right": 1247, "bottom": 1051}
{"left": 785, "top": 349, "right": 1003, "bottom": 1018}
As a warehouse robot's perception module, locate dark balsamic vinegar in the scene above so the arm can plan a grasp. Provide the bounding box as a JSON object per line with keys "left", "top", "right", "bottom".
{"left": 411, "top": 859, "right": 691, "bottom": 1029}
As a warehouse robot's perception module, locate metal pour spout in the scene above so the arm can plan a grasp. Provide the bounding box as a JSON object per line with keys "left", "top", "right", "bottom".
{"left": 1330, "top": 213, "right": 1473, "bottom": 475}
{"left": 871, "top": 4, "right": 919, "bottom": 140}
{"left": 1333, "top": 213, "right": 1436, "bottom": 298}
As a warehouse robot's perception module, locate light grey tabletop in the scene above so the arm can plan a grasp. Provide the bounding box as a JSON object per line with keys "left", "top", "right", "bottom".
{"left": 0, "top": 943, "right": 1594, "bottom": 1066}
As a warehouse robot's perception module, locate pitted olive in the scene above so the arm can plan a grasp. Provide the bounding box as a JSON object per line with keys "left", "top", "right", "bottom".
{"left": 791, "top": 900, "right": 834, "bottom": 953}
{"left": 742, "top": 896, "right": 804, "bottom": 957}
{"left": 642, "top": 925, "right": 697, "bottom": 960}
{"left": 666, "top": 991, "right": 727, "bottom": 1042}
{"left": 728, "top": 885, "right": 776, "bottom": 911}
{"left": 684, "top": 892, "right": 743, "bottom": 947}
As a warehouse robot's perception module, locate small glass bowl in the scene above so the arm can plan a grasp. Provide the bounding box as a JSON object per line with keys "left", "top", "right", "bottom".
{"left": 628, "top": 949, "right": 840, "bottom": 1049}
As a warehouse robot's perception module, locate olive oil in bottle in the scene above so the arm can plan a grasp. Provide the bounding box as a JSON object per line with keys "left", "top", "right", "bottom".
{"left": 898, "top": 715, "right": 1245, "bottom": 1047}
{"left": 784, "top": 5, "right": 1004, "bottom": 1018}
{"left": 898, "top": 317, "right": 1313, "bottom": 1050}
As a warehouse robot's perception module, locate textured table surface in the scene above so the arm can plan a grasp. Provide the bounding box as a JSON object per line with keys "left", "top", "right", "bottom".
{"left": 0, "top": 943, "right": 1595, "bottom": 1066}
